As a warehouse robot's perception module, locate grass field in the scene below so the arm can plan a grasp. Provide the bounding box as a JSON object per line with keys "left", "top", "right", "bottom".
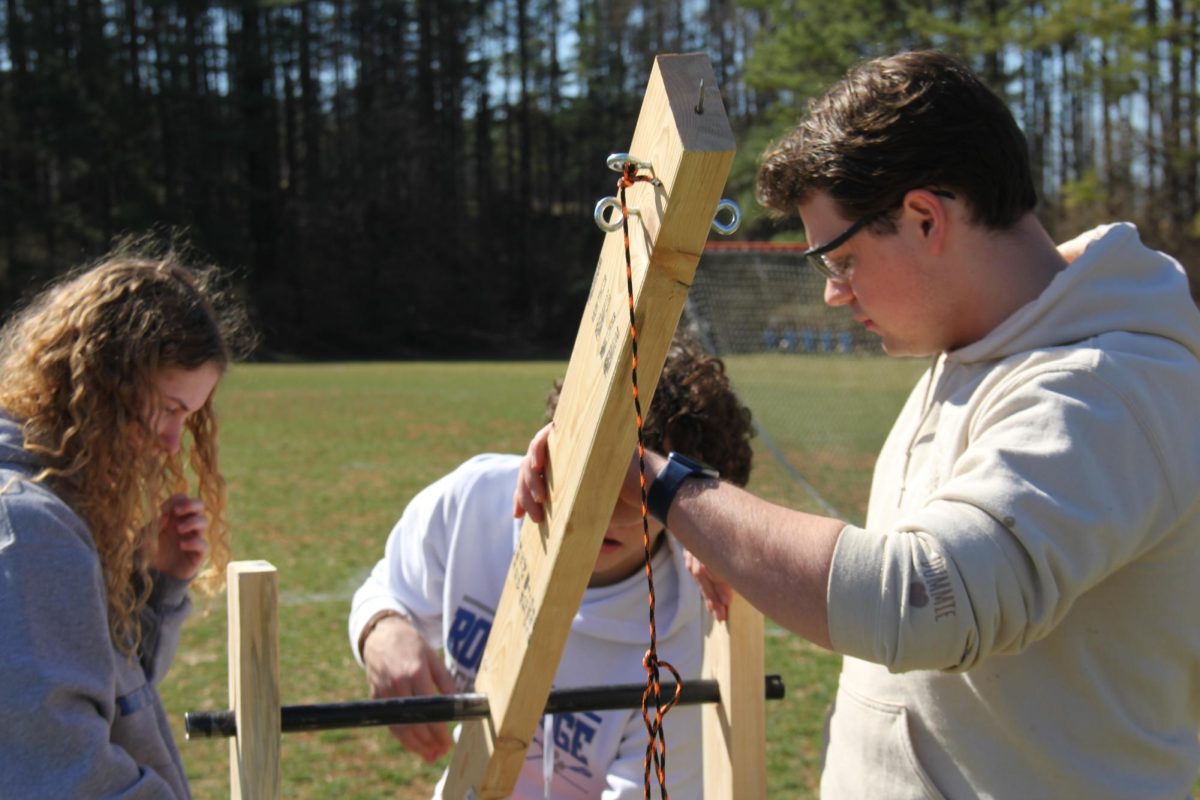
{"left": 171, "top": 353, "right": 1191, "bottom": 797}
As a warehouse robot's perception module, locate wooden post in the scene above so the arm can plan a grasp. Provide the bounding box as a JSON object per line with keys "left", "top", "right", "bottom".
{"left": 702, "top": 594, "right": 767, "bottom": 799}
{"left": 227, "top": 560, "right": 281, "bottom": 800}
{"left": 443, "top": 53, "right": 736, "bottom": 799}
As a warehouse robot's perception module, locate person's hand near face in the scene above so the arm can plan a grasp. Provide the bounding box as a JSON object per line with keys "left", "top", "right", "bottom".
{"left": 148, "top": 361, "right": 222, "bottom": 581}
{"left": 155, "top": 493, "right": 210, "bottom": 581}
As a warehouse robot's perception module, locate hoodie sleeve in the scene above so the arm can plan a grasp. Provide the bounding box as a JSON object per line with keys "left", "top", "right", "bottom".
{"left": 0, "top": 493, "right": 186, "bottom": 798}
{"left": 137, "top": 571, "right": 193, "bottom": 685}
{"left": 828, "top": 358, "right": 1181, "bottom": 672}
{"left": 349, "top": 461, "right": 476, "bottom": 666}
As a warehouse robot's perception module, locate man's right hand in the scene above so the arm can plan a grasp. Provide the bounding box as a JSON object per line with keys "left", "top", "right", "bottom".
{"left": 361, "top": 614, "right": 457, "bottom": 763}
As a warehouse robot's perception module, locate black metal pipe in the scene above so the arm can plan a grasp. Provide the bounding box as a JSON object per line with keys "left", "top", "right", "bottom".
{"left": 185, "top": 674, "right": 785, "bottom": 739}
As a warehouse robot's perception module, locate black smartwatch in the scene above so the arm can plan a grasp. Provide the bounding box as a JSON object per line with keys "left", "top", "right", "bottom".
{"left": 646, "top": 451, "right": 719, "bottom": 525}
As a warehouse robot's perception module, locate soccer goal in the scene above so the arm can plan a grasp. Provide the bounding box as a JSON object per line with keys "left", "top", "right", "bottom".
{"left": 681, "top": 242, "right": 927, "bottom": 523}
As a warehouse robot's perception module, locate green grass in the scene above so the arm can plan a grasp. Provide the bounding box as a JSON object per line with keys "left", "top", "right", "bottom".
{"left": 165, "top": 358, "right": 893, "bottom": 797}
{"left": 174, "top": 355, "right": 1169, "bottom": 798}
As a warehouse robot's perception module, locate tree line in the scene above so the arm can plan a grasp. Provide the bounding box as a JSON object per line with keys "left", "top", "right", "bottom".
{"left": 1, "top": 0, "right": 1197, "bottom": 357}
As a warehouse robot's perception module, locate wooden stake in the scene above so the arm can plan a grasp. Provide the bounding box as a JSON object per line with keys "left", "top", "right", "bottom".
{"left": 227, "top": 560, "right": 281, "bottom": 800}
{"left": 443, "top": 52, "right": 736, "bottom": 799}
{"left": 702, "top": 594, "right": 766, "bottom": 799}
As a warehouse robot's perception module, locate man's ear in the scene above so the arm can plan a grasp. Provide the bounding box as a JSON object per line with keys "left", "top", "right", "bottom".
{"left": 903, "top": 189, "right": 949, "bottom": 254}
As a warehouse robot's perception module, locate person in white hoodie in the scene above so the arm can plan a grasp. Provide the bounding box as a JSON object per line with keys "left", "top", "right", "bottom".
{"left": 517, "top": 51, "right": 1200, "bottom": 799}
{"left": 349, "top": 336, "right": 754, "bottom": 799}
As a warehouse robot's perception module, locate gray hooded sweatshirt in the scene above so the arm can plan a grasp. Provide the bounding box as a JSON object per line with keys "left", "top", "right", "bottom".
{"left": 0, "top": 414, "right": 193, "bottom": 798}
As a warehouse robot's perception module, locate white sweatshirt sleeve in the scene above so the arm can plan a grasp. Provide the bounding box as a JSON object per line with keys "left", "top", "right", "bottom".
{"left": 348, "top": 468, "right": 460, "bottom": 666}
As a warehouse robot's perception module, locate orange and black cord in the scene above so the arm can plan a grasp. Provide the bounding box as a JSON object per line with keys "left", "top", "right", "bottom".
{"left": 618, "top": 162, "right": 682, "bottom": 799}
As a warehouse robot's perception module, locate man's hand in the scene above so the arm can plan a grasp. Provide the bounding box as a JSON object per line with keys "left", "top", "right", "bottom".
{"left": 362, "top": 614, "right": 457, "bottom": 763}
{"left": 155, "top": 494, "right": 209, "bottom": 580}
{"left": 513, "top": 422, "right": 666, "bottom": 521}
{"left": 513, "top": 422, "right": 553, "bottom": 522}
{"left": 512, "top": 423, "right": 736, "bottom": 618}
{"left": 684, "top": 548, "right": 733, "bottom": 621}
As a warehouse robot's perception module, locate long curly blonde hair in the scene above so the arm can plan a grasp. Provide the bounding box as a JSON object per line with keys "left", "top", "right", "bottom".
{"left": 0, "top": 243, "right": 246, "bottom": 655}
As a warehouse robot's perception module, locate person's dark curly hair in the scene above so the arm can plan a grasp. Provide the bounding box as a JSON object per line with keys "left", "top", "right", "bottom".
{"left": 546, "top": 334, "right": 754, "bottom": 487}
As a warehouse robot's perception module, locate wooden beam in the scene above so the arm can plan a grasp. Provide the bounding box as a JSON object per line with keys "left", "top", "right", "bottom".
{"left": 443, "top": 53, "right": 735, "bottom": 798}
{"left": 227, "top": 560, "right": 281, "bottom": 800}
{"left": 702, "top": 594, "right": 767, "bottom": 799}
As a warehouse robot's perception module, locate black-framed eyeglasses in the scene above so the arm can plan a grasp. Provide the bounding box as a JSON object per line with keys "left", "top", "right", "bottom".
{"left": 802, "top": 190, "right": 956, "bottom": 282}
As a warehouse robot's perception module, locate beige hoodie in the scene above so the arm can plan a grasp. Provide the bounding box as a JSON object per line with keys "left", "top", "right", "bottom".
{"left": 822, "top": 224, "right": 1200, "bottom": 799}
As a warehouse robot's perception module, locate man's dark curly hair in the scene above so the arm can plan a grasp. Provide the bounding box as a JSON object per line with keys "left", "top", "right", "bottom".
{"left": 546, "top": 334, "right": 754, "bottom": 487}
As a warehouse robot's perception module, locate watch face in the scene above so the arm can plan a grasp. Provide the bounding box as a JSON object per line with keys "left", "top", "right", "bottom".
{"left": 669, "top": 451, "right": 719, "bottom": 478}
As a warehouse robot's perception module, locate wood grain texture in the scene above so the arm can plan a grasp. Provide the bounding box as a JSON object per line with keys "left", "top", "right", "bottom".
{"left": 227, "top": 561, "right": 281, "bottom": 800}
{"left": 443, "top": 52, "right": 735, "bottom": 798}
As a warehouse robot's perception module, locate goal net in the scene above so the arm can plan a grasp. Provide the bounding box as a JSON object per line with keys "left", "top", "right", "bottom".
{"left": 680, "top": 242, "right": 926, "bottom": 523}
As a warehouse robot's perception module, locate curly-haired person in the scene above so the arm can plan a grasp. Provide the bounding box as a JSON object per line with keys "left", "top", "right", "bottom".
{"left": 0, "top": 242, "right": 251, "bottom": 798}
{"left": 349, "top": 335, "right": 753, "bottom": 799}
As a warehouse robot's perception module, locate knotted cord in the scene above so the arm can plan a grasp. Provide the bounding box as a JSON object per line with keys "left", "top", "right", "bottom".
{"left": 617, "top": 161, "right": 683, "bottom": 799}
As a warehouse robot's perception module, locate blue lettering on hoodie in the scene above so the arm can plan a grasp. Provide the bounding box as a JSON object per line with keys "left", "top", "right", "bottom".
{"left": 447, "top": 606, "right": 492, "bottom": 670}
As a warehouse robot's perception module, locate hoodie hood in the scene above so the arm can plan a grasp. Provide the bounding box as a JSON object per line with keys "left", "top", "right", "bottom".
{"left": 951, "top": 223, "right": 1200, "bottom": 365}
{"left": 0, "top": 413, "right": 40, "bottom": 476}
{"left": 570, "top": 536, "right": 701, "bottom": 646}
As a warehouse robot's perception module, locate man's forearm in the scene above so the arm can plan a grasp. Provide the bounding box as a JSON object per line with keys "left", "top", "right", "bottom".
{"left": 660, "top": 462, "right": 844, "bottom": 650}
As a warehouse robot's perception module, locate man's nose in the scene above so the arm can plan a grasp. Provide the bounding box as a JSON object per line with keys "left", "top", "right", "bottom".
{"left": 824, "top": 276, "right": 853, "bottom": 307}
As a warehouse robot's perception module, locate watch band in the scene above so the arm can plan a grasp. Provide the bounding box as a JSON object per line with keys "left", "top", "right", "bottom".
{"left": 646, "top": 451, "right": 719, "bottom": 525}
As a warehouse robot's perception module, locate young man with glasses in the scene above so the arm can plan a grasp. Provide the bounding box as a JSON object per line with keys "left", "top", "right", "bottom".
{"left": 517, "top": 50, "right": 1200, "bottom": 798}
